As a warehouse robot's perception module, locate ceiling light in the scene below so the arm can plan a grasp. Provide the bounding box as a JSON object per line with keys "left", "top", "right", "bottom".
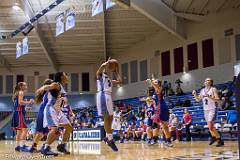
{"left": 12, "top": 2, "right": 21, "bottom": 10}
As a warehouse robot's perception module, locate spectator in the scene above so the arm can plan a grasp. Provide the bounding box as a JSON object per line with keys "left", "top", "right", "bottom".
{"left": 167, "top": 82, "right": 175, "bottom": 96}
{"left": 139, "top": 108, "right": 145, "bottom": 120}
{"left": 175, "top": 79, "right": 183, "bottom": 87}
{"left": 168, "top": 100, "right": 175, "bottom": 109}
{"left": 127, "top": 105, "right": 133, "bottom": 112}
{"left": 183, "top": 98, "right": 192, "bottom": 107}
{"left": 162, "top": 81, "right": 169, "bottom": 96}
{"left": 127, "top": 111, "right": 136, "bottom": 123}
{"left": 95, "top": 117, "right": 104, "bottom": 128}
{"left": 183, "top": 109, "right": 192, "bottom": 141}
{"left": 227, "top": 110, "right": 237, "bottom": 125}
{"left": 175, "top": 98, "right": 183, "bottom": 107}
{"left": 125, "top": 123, "right": 137, "bottom": 141}
{"left": 169, "top": 114, "right": 181, "bottom": 141}
{"left": 136, "top": 113, "right": 143, "bottom": 126}
{"left": 175, "top": 86, "right": 183, "bottom": 96}
{"left": 175, "top": 79, "right": 184, "bottom": 96}
{"left": 220, "top": 86, "right": 233, "bottom": 110}
{"left": 135, "top": 121, "right": 147, "bottom": 141}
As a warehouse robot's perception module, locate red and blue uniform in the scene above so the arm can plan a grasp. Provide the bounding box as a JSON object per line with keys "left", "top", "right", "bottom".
{"left": 153, "top": 92, "right": 169, "bottom": 122}
{"left": 11, "top": 97, "right": 27, "bottom": 130}
{"left": 36, "top": 92, "right": 49, "bottom": 134}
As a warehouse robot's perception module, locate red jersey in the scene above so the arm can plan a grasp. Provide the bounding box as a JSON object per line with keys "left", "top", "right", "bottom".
{"left": 183, "top": 113, "right": 192, "bottom": 124}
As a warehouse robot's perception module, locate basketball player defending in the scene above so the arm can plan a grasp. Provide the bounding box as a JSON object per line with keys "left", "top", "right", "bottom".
{"left": 111, "top": 107, "right": 124, "bottom": 143}
{"left": 96, "top": 58, "right": 122, "bottom": 151}
{"left": 192, "top": 78, "right": 224, "bottom": 147}
{"left": 147, "top": 79, "right": 173, "bottom": 147}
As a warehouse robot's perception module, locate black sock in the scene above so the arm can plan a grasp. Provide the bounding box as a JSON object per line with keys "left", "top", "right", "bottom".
{"left": 32, "top": 143, "right": 37, "bottom": 148}
{"left": 166, "top": 138, "right": 171, "bottom": 143}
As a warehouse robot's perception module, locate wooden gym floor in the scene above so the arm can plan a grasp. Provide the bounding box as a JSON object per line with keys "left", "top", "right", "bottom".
{"left": 0, "top": 141, "right": 238, "bottom": 160}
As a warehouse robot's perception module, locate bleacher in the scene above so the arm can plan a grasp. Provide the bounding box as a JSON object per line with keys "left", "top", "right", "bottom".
{"left": 114, "top": 81, "right": 237, "bottom": 140}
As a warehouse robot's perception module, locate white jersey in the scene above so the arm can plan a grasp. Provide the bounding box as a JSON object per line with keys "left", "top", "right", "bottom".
{"left": 113, "top": 111, "right": 121, "bottom": 123}
{"left": 112, "top": 111, "right": 122, "bottom": 130}
{"left": 97, "top": 73, "right": 112, "bottom": 94}
{"left": 200, "top": 87, "right": 216, "bottom": 110}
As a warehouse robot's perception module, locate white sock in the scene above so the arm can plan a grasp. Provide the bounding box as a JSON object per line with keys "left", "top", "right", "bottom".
{"left": 44, "top": 144, "right": 49, "bottom": 149}
{"left": 16, "top": 141, "right": 20, "bottom": 147}
{"left": 107, "top": 134, "right": 113, "bottom": 140}
{"left": 19, "top": 141, "right": 24, "bottom": 147}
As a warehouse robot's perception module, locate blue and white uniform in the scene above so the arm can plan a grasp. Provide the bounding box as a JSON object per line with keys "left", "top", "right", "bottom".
{"left": 36, "top": 92, "right": 49, "bottom": 134}
{"left": 112, "top": 111, "right": 122, "bottom": 130}
{"left": 200, "top": 87, "right": 217, "bottom": 122}
{"left": 43, "top": 84, "right": 70, "bottom": 128}
{"left": 96, "top": 73, "right": 113, "bottom": 116}
{"left": 146, "top": 103, "right": 154, "bottom": 127}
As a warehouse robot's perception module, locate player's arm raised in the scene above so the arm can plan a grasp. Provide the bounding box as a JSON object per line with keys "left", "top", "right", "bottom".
{"left": 147, "top": 79, "right": 161, "bottom": 94}
{"left": 192, "top": 90, "right": 202, "bottom": 102}
{"left": 96, "top": 61, "right": 109, "bottom": 79}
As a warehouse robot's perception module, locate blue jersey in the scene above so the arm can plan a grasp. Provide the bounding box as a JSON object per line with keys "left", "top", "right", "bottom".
{"left": 152, "top": 92, "right": 163, "bottom": 107}
{"left": 13, "top": 97, "right": 26, "bottom": 113}
{"left": 36, "top": 91, "right": 49, "bottom": 134}
{"left": 39, "top": 92, "right": 48, "bottom": 112}
{"left": 146, "top": 104, "right": 154, "bottom": 118}
{"left": 152, "top": 92, "right": 169, "bottom": 121}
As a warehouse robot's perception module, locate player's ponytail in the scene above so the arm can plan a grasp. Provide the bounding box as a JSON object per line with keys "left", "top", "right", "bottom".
{"left": 12, "top": 82, "right": 25, "bottom": 101}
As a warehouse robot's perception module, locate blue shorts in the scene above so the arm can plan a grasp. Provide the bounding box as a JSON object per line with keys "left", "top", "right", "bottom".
{"left": 159, "top": 101, "right": 169, "bottom": 122}
{"left": 12, "top": 110, "right": 27, "bottom": 130}
{"left": 96, "top": 92, "right": 113, "bottom": 116}
{"left": 146, "top": 118, "right": 153, "bottom": 127}
{"left": 36, "top": 107, "right": 48, "bottom": 134}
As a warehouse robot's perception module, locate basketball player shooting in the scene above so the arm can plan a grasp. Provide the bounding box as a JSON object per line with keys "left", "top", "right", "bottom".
{"left": 96, "top": 58, "right": 122, "bottom": 151}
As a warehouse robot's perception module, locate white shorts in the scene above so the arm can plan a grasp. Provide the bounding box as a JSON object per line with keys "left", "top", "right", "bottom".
{"left": 96, "top": 92, "right": 113, "bottom": 116}
{"left": 43, "top": 107, "right": 70, "bottom": 128}
{"left": 204, "top": 109, "right": 217, "bottom": 122}
{"left": 112, "top": 120, "right": 121, "bottom": 130}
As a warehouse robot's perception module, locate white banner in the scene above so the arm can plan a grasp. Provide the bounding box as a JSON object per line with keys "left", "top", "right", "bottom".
{"left": 71, "top": 142, "right": 101, "bottom": 155}
{"left": 73, "top": 131, "right": 78, "bottom": 141}
{"left": 78, "top": 142, "right": 101, "bottom": 154}
{"left": 106, "top": 0, "right": 116, "bottom": 9}
{"left": 66, "top": 9, "right": 76, "bottom": 31}
{"left": 77, "top": 130, "right": 101, "bottom": 141}
{"left": 16, "top": 41, "right": 22, "bottom": 59}
{"left": 92, "top": 0, "right": 103, "bottom": 17}
{"left": 56, "top": 12, "right": 65, "bottom": 36}
{"left": 22, "top": 37, "right": 28, "bottom": 55}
